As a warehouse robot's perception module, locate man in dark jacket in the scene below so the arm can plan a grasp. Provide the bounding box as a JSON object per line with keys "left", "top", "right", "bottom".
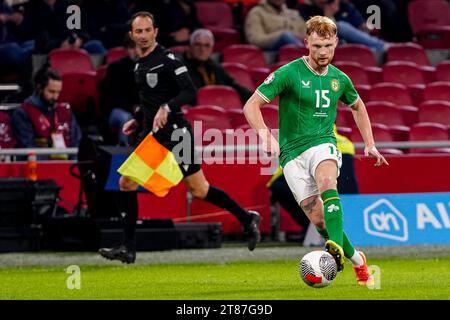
{"left": 131, "top": 0, "right": 203, "bottom": 48}
{"left": 11, "top": 67, "right": 81, "bottom": 150}
{"left": 99, "top": 35, "right": 139, "bottom": 145}
{"left": 179, "top": 28, "right": 252, "bottom": 104}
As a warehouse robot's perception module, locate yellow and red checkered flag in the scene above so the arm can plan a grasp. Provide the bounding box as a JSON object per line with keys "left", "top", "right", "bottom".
{"left": 117, "top": 133, "right": 183, "bottom": 197}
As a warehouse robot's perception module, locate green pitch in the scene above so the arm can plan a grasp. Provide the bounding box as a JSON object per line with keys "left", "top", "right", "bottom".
{"left": 1, "top": 258, "right": 450, "bottom": 299}
{"left": 0, "top": 246, "right": 449, "bottom": 300}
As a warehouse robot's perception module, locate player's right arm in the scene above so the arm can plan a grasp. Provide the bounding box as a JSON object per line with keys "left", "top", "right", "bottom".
{"left": 351, "top": 98, "right": 389, "bottom": 166}
{"left": 243, "top": 93, "right": 279, "bottom": 156}
{"left": 340, "top": 73, "right": 388, "bottom": 167}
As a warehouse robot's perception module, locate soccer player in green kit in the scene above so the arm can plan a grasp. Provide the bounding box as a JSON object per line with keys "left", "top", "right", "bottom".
{"left": 244, "top": 16, "right": 388, "bottom": 286}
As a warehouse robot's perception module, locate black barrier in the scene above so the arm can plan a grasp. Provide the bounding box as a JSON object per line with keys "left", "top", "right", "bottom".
{"left": 76, "top": 134, "right": 122, "bottom": 219}
{"left": 0, "top": 178, "right": 61, "bottom": 227}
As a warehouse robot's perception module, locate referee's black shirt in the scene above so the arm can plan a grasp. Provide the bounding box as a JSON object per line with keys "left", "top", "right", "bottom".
{"left": 134, "top": 44, "right": 196, "bottom": 128}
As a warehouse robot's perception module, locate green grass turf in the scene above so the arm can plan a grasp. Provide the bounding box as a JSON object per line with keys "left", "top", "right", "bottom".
{"left": 1, "top": 257, "right": 449, "bottom": 299}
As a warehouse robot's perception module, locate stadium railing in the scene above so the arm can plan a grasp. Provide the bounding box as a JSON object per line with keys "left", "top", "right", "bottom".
{"left": 1, "top": 141, "right": 450, "bottom": 157}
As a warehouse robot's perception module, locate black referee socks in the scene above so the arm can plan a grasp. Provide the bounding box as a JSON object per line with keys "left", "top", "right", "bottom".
{"left": 119, "top": 191, "right": 138, "bottom": 250}
{"left": 204, "top": 186, "right": 252, "bottom": 226}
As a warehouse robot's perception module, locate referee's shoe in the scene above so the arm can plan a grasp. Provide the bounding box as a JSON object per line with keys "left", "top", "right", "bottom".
{"left": 246, "top": 211, "right": 261, "bottom": 251}
{"left": 99, "top": 245, "right": 136, "bottom": 264}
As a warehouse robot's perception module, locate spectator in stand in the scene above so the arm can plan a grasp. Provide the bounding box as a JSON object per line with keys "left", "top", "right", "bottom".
{"left": 76, "top": 0, "right": 131, "bottom": 49}
{"left": 299, "top": 0, "right": 388, "bottom": 52}
{"left": 11, "top": 67, "right": 81, "bottom": 151}
{"left": 20, "top": 0, "right": 107, "bottom": 54}
{"left": 99, "top": 35, "right": 139, "bottom": 146}
{"left": 350, "top": 0, "right": 413, "bottom": 42}
{"left": 178, "top": 28, "right": 252, "bottom": 104}
{"left": 130, "top": 0, "right": 203, "bottom": 48}
{"left": 0, "top": 0, "right": 34, "bottom": 96}
{"left": 245, "top": 0, "right": 306, "bottom": 51}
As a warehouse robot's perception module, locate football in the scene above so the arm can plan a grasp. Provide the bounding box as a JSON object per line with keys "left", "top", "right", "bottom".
{"left": 299, "top": 250, "right": 338, "bottom": 288}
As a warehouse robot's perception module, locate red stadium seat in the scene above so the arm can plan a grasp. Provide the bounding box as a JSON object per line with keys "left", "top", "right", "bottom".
{"left": 222, "top": 44, "right": 268, "bottom": 69}
{"left": 278, "top": 45, "right": 308, "bottom": 62}
{"left": 49, "top": 48, "right": 94, "bottom": 75}
{"left": 250, "top": 67, "right": 271, "bottom": 87}
{"left": 355, "top": 84, "right": 371, "bottom": 102}
{"left": 365, "top": 101, "right": 412, "bottom": 126}
{"left": 407, "top": 0, "right": 450, "bottom": 34}
{"left": 386, "top": 43, "right": 436, "bottom": 83}
{"left": 350, "top": 123, "right": 403, "bottom": 154}
{"left": 168, "top": 45, "right": 189, "bottom": 54}
{"left": 367, "top": 123, "right": 395, "bottom": 141}
{"left": 351, "top": 123, "right": 391, "bottom": 142}
{"left": 368, "top": 101, "right": 418, "bottom": 126}
{"left": 369, "top": 82, "right": 414, "bottom": 106}
{"left": 424, "top": 81, "right": 450, "bottom": 101}
{"left": 409, "top": 122, "right": 450, "bottom": 153}
{"left": 96, "top": 64, "right": 108, "bottom": 84}
{"left": 436, "top": 60, "right": 450, "bottom": 82}
{"left": 222, "top": 62, "right": 256, "bottom": 90}
{"left": 388, "top": 125, "right": 411, "bottom": 142}
{"left": 336, "top": 107, "right": 352, "bottom": 127}
{"left": 226, "top": 108, "right": 248, "bottom": 129}
{"left": 333, "top": 44, "right": 377, "bottom": 67}
{"left": 270, "top": 61, "right": 289, "bottom": 73}
{"left": 336, "top": 126, "right": 352, "bottom": 137}
{"left": 333, "top": 61, "right": 370, "bottom": 85}
{"left": 105, "top": 47, "right": 128, "bottom": 64}
{"left": 195, "top": 2, "right": 240, "bottom": 52}
{"left": 0, "top": 111, "right": 16, "bottom": 148}
{"left": 58, "top": 71, "right": 99, "bottom": 119}
{"left": 417, "top": 26, "right": 450, "bottom": 49}
{"left": 386, "top": 43, "right": 431, "bottom": 66}
{"left": 195, "top": 1, "right": 234, "bottom": 29}
{"left": 185, "top": 105, "right": 231, "bottom": 132}
{"left": 418, "top": 101, "right": 450, "bottom": 125}
{"left": 236, "top": 123, "right": 252, "bottom": 131}
{"left": 407, "top": 0, "right": 450, "bottom": 49}
{"left": 383, "top": 61, "right": 426, "bottom": 86}
{"left": 210, "top": 28, "right": 241, "bottom": 52}
{"left": 260, "top": 104, "right": 278, "bottom": 129}
{"left": 197, "top": 85, "right": 243, "bottom": 110}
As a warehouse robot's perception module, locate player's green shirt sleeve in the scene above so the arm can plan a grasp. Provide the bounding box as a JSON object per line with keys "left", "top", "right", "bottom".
{"left": 340, "top": 74, "right": 359, "bottom": 106}
{"left": 256, "top": 65, "right": 290, "bottom": 103}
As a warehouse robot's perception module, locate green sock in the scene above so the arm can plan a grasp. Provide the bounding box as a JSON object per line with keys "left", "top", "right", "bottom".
{"left": 316, "top": 227, "right": 355, "bottom": 258}
{"left": 321, "top": 189, "right": 344, "bottom": 248}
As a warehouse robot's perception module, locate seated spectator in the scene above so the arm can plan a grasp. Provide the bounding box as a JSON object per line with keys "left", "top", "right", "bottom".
{"left": 99, "top": 36, "right": 139, "bottom": 146}
{"left": 245, "top": 0, "right": 306, "bottom": 51}
{"left": 350, "top": 0, "right": 413, "bottom": 42}
{"left": 299, "top": 0, "right": 388, "bottom": 52}
{"left": 178, "top": 29, "right": 252, "bottom": 104}
{"left": 78, "top": 0, "right": 131, "bottom": 49}
{"left": 21, "top": 0, "right": 106, "bottom": 54}
{"left": 11, "top": 67, "right": 81, "bottom": 152}
{"left": 131, "top": 0, "right": 203, "bottom": 48}
{"left": 0, "top": 1, "right": 34, "bottom": 96}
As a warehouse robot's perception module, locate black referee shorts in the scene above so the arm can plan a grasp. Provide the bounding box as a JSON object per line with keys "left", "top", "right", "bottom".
{"left": 136, "top": 117, "right": 201, "bottom": 178}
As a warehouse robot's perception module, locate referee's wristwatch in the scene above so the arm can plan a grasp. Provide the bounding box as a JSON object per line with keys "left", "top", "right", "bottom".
{"left": 161, "top": 103, "right": 171, "bottom": 113}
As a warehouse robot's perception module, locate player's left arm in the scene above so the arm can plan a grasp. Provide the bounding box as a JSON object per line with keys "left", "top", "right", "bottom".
{"left": 166, "top": 56, "right": 197, "bottom": 111}
{"left": 153, "top": 54, "right": 196, "bottom": 130}
{"left": 350, "top": 98, "right": 389, "bottom": 166}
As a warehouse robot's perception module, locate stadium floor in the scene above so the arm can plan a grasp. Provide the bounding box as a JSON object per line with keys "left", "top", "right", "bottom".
{"left": 1, "top": 244, "right": 449, "bottom": 300}
{"left": 0, "top": 243, "right": 449, "bottom": 268}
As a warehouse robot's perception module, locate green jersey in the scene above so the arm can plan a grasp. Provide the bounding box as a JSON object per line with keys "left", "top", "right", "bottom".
{"left": 257, "top": 56, "right": 359, "bottom": 167}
